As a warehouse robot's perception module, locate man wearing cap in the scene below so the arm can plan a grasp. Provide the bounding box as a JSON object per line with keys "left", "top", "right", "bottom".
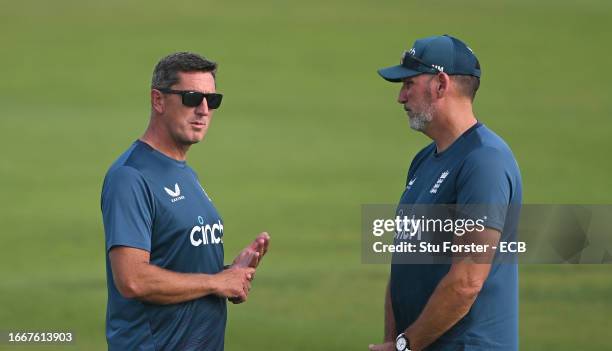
{"left": 101, "top": 52, "right": 270, "bottom": 350}
{"left": 369, "top": 35, "right": 522, "bottom": 351}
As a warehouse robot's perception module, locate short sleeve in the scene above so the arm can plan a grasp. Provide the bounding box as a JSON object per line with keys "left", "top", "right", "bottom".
{"left": 456, "top": 147, "right": 513, "bottom": 232}
{"left": 101, "top": 166, "right": 154, "bottom": 253}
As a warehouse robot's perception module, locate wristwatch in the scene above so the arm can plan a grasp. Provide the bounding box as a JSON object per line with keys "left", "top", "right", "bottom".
{"left": 395, "top": 333, "right": 411, "bottom": 351}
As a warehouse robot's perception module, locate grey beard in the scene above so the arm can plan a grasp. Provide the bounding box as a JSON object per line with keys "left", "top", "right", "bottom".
{"left": 407, "top": 108, "right": 433, "bottom": 131}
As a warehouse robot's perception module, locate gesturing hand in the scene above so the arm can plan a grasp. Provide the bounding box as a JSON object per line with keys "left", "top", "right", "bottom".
{"left": 213, "top": 267, "right": 255, "bottom": 302}
{"left": 232, "top": 232, "right": 270, "bottom": 269}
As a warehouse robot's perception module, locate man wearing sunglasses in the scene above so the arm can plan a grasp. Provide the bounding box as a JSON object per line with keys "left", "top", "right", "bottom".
{"left": 369, "top": 35, "right": 521, "bottom": 351}
{"left": 101, "top": 52, "right": 270, "bottom": 350}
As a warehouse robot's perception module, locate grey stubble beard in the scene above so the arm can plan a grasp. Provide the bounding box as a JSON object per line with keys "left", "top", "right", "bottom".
{"left": 407, "top": 105, "right": 434, "bottom": 131}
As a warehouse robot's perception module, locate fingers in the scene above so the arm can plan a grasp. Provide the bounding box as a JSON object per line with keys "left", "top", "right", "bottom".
{"left": 234, "top": 250, "right": 257, "bottom": 268}
{"left": 243, "top": 278, "right": 252, "bottom": 296}
{"left": 251, "top": 232, "right": 269, "bottom": 254}
{"left": 251, "top": 233, "right": 269, "bottom": 267}
{"left": 234, "top": 233, "right": 269, "bottom": 269}
{"left": 247, "top": 236, "right": 261, "bottom": 251}
{"left": 217, "top": 260, "right": 259, "bottom": 303}
{"left": 238, "top": 268, "right": 255, "bottom": 301}
{"left": 217, "top": 267, "right": 256, "bottom": 300}
{"left": 257, "top": 239, "right": 265, "bottom": 259}
{"left": 242, "top": 281, "right": 249, "bottom": 300}
{"left": 246, "top": 250, "right": 260, "bottom": 269}
{"left": 228, "top": 296, "right": 243, "bottom": 304}
{"left": 231, "top": 274, "right": 251, "bottom": 304}
{"left": 253, "top": 251, "right": 261, "bottom": 267}
{"left": 257, "top": 232, "right": 270, "bottom": 255}
{"left": 245, "top": 267, "right": 256, "bottom": 278}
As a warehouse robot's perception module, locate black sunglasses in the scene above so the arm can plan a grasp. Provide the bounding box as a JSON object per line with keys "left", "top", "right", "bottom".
{"left": 401, "top": 51, "right": 442, "bottom": 74}
{"left": 156, "top": 88, "right": 223, "bottom": 109}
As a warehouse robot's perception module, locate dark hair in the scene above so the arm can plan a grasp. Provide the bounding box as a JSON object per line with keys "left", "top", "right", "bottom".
{"left": 151, "top": 52, "right": 217, "bottom": 89}
{"left": 451, "top": 75, "right": 480, "bottom": 101}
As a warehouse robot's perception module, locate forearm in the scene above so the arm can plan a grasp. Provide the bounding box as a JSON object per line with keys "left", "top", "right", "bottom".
{"left": 384, "top": 280, "right": 397, "bottom": 342}
{"left": 404, "top": 229, "right": 499, "bottom": 350}
{"left": 116, "top": 263, "right": 218, "bottom": 305}
{"left": 404, "top": 273, "right": 479, "bottom": 350}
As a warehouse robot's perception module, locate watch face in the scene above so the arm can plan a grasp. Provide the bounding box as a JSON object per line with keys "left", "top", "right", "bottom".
{"left": 396, "top": 337, "right": 406, "bottom": 351}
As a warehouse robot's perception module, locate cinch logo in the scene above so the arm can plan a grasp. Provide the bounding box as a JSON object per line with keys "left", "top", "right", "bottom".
{"left": 164, "top": 183, "right": 185, "bottom": 203}
{"left": 432, "top": 64, "right": 444, "bottom": 72}
{"left": 190, "top": 216, "right": 224, "bottom": 246}
{"left": 430, "top": 170, "right": 449, "bottom": 194}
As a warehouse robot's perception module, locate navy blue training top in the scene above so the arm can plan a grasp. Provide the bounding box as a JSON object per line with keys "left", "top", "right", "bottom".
{"left": 391, "top": 122, "right": 522, "bottom": 350}
{"left": 101, "top": 140, "right": 226, "bottom": 350}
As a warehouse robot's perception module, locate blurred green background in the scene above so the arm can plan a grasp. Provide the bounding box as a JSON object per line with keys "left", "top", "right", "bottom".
{"left": 1, "top": 0, "right": 611, "bottom": 349}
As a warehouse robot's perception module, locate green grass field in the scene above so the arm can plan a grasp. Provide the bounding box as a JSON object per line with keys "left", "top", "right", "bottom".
{"left": 1, "top": 0, "right": 611, "bottom": 349}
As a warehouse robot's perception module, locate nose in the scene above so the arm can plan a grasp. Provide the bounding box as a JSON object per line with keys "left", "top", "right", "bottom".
{"left": 397, "top": 84, "right": 408, "bottom": 104}
{"left": 195, "top": 96, "right": 210, "bottom": 116}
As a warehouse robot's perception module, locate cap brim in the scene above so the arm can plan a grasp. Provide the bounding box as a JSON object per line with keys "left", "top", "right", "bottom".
{"left": 377, "top": 65, "right": 422, "bottom": 82}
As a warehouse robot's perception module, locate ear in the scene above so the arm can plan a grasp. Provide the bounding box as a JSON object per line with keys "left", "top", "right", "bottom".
{"left": 151, "top": 89, "right": 165, "bottom": 114}
{"left": 435, "top": 72, "right": 451, "bottom": 99}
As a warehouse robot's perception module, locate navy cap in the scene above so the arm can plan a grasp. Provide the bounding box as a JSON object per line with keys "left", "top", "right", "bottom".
{"left": 378, "top": 34, "right": 481, "bottom": 82}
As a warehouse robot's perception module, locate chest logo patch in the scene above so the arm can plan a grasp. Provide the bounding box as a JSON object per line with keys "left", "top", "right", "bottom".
{"left": 429, "top": 170, "right": 450, "bottom": 194}
{"left": 190, "top": 217, "right": 224, "bottom": 246}
{"left": 164, "top": 183, "right": 185, "bottom": 203}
